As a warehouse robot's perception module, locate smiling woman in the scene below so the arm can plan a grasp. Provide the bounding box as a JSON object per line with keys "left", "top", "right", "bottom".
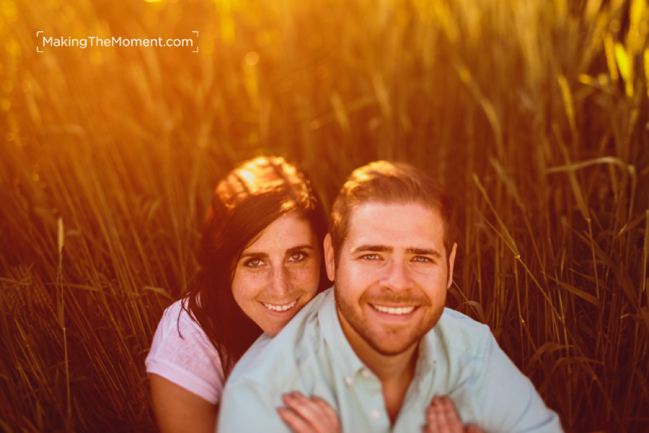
{"left": 144, "top": 156, "right": 328, "bottom": 433}
{"left": 231, "top": 212, "right": 321, "bottom": 337}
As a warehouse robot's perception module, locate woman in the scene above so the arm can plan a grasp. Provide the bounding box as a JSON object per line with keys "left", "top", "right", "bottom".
{"left": 145, "top": 156, "right": 328, "bottom": 433}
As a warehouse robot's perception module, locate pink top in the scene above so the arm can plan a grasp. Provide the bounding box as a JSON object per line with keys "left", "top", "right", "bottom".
{"left": 145, "top": 299, "right": 224, "bottom": 404}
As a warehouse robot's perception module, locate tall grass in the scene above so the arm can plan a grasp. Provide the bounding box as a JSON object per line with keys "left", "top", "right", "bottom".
{"left": 0, "top": 0, "right": 647, "bottom": 431}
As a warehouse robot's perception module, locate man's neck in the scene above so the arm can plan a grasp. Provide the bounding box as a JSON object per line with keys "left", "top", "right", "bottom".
{"left": 359, "top": 340, "right": 418, "bottom": 383}
{"left": 365, "top": 344, "right": 418, "bottom": 423}
{"left": 337, "top": 311, "right": 419, "bottom": 422}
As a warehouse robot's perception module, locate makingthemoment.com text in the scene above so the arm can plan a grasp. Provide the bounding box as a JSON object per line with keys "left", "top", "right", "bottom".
{"left": 38, "top": 35, "right": 195, "bottom": 49}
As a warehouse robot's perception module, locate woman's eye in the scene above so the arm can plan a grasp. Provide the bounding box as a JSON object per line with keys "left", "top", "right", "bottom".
{"left": 243, "top": 257, "right": 264, "bottom": 268}
{"left": 287, "top": 251, "right": 307, "bottom": 262}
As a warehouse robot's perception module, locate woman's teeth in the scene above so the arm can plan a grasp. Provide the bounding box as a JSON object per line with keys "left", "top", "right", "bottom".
{"left": 262, "top": 300, "right": 297, "bottom": 312}
{"left": 371, "top": 304, "right": 416, "bottom": 315}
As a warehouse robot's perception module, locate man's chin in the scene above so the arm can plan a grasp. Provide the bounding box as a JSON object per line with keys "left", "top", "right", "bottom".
{"left": 365, "top": 332, "right": 421, "bottom": 357}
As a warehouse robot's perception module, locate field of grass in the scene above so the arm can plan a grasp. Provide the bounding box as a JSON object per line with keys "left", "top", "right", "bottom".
{"left": 1, "top": 0, "right": 648, "bottom": 431}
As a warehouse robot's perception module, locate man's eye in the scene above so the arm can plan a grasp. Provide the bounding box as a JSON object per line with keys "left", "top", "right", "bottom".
{"left": 412, "top": 256, "right": 433, "bottom": 264}
{"left": 360, "top": 253, "right": 381, "bottom": 261}
{"left": 287, "top": 251, "right": 307, "bottom": 262}
{"left": 243, "top": 258, "right": 264, "bottom": 268}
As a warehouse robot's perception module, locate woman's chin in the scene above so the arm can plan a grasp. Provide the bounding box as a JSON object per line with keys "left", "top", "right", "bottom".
{"left": 259, "top": 308, "right": 302, "bottom": 336}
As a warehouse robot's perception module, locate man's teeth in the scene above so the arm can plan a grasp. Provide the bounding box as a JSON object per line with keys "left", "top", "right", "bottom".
{"left": 372, "top": 304, "right": 416, "bottom": 315}
{"left": 262, "top": 300, "right": 297, "bottom": 312}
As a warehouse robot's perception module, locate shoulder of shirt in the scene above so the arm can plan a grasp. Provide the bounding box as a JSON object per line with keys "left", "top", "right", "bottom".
{"left": 163, "top": 298, "right": 184, "bottom": 316}
{"left": 159, "top": 298, "right": 210, "bottom": 340}
{"left": 160, "top": 298, "right": 181, "bottom": 320}
{"left": 428, "top": 307, "right": 494, "bottom": 359}
{"left": 225, "top": 290, "right": 329, "bottom": 391}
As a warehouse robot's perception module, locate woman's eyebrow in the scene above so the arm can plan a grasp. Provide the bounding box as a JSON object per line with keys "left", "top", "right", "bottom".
{"left": 286, "top": 245, "right": 315, "bottom": 253}
{"left": 239, "top": 251, "right": 268, "bottom": 259}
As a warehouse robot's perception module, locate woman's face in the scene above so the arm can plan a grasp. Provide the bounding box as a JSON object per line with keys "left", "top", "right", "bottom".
{"left": 231, "top": 212, "right": 321, "bottom": 336}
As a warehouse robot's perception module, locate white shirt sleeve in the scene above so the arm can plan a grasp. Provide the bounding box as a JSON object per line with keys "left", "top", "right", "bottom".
{"left": 145, "top": 299, "right": 225, "bottom": 404}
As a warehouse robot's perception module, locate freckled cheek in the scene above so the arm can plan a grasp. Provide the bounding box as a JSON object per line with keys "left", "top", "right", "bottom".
{"left": 232, "top": 270, "right": 271, "bottom": 302}
{"left": 285, "top": 262, "right": 320, "bottom": 294}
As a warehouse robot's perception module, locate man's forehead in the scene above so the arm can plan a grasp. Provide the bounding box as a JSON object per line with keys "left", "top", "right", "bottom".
{"left": 345, "top": 200, "right": 445, "bottom": 248}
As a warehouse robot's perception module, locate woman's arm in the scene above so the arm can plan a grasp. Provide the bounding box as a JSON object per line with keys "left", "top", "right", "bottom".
{"left": 146, "top": 300, "right": 225, "bottom": 432}
{"left": 149, "top": 373, "right": 218, "bottom": 433}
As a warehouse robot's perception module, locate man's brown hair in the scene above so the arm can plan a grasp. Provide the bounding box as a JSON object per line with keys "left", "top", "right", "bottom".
{"left": 329, "top": 160, "right": 453, "bottom": 258}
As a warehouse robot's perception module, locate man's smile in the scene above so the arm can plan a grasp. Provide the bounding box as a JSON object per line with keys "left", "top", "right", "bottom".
{"left": 369, "top": 304, "right": 418, "bottom": 315}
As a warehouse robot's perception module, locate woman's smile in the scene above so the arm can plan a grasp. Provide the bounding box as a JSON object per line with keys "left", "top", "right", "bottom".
{"left": 260, "top": 299, "right": 298, "bottom": 312}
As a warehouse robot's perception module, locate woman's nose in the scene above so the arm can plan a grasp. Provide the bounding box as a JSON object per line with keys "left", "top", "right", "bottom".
{"left": 268, "top": 266, "right": 290, "bottom": 296}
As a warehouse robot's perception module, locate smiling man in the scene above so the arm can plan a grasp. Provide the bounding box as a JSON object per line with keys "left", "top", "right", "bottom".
{"left": 217, "top": 161, "right": 562, "bottom": 433}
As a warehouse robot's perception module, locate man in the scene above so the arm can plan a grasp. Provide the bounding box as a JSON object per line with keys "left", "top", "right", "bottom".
{"left": 218, "top": 161, "right": 562, "bottom": 433}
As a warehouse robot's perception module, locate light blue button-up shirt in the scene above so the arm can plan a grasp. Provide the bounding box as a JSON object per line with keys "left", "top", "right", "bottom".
{"left": 218, "top": 288, "right": 562, "bottom": 433}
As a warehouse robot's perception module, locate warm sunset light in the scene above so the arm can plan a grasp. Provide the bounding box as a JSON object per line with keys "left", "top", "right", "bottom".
{"left": 1, "top": 0, "right": 647, "bottom": 432}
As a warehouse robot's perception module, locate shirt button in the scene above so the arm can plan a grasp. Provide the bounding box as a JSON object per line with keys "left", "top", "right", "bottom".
{"left": 344, "top": 376, "right": 353, "bottom": 386}
{"left": 361, "top": 368, "right": 371, "bottom": 378}
{"left": 370, "top": 409, "right": 380, "bottom": 419}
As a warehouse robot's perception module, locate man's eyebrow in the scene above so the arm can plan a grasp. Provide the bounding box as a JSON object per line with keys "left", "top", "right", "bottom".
{"left": 407, "top": 247, "right": 442, "bottom": 258}
{"left": 350, "top": 245, "right": 392, "bottom": 254}
{"left": 350, "top": 245, "right": 443, "bottom": 257}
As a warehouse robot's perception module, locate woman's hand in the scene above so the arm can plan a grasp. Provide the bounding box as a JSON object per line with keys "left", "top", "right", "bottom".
{"left": 277, "top": 391, "right": 342, "bottom": 433}
{"left": 276, "top": 392, "right": 484, "bottom": 433}
{"left": 424, "top": 396, "right": 484, "bottom": 433}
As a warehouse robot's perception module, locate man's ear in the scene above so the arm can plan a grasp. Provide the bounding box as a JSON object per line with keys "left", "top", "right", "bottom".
{"left": 446, "top": 242, "right": 457, "bottom": 289}
{"left": 324, "top": 233, "right": 336, "bottom": 282}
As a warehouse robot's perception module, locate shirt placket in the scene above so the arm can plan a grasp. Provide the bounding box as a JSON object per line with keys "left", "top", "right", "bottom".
{"left": 393, "top": 357, "right": 436, "bottom": 433}
{"left": 344, "top": 367, "right": 392, "bottom": 433}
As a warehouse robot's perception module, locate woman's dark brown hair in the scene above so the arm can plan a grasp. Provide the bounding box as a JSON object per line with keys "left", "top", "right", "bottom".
{"left": 182, "top": 156, "right": 328, "bottom": 375}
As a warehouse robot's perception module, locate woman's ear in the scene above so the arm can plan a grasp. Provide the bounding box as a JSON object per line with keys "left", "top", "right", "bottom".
{"left": 323, "top": 234, "right": 336, "bottom": 282}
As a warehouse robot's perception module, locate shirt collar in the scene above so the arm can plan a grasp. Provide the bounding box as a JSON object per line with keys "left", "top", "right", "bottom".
{"left": 413, "top": 328, "right": 435, "bottom": 379}
{"left": 318, "top": 287, "right": 366, "bottom": 378}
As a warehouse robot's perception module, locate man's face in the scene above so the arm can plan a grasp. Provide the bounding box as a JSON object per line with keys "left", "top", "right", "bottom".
{"left": 325, "top": 201, "right": 456, "bottom": 357}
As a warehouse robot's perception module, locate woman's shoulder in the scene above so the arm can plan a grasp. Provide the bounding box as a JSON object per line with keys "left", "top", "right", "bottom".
{"left": 146, "top": 298, "right": 225, "bottom": 404}
{"left": 161, "top": 298, "right": 193, "bottom": 323}
{"left": 151, "top": 298, "right": 216, "bottom": 352}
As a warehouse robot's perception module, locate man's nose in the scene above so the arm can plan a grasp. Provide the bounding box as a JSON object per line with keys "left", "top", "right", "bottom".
{"left": 381, "top": 259, "right": 412, "bottom": 291}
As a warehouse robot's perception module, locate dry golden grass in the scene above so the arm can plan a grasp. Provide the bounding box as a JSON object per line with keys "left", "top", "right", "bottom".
{"left": 0, "top": 0, "right": 648, "bottom": 431}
